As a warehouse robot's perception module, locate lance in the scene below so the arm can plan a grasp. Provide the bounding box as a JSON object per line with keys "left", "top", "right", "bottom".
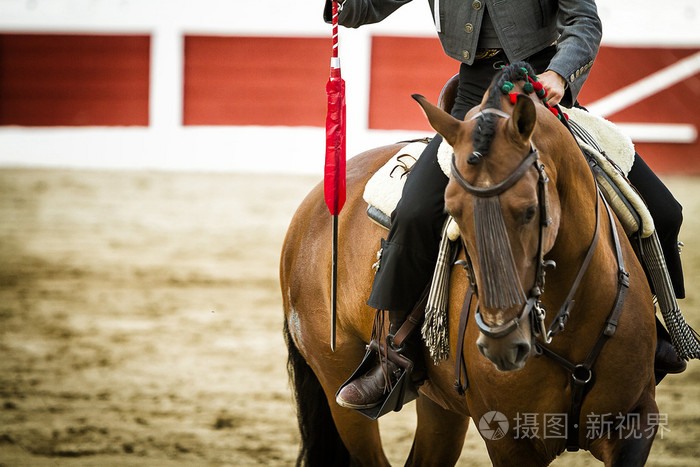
{"left": 324, "top": 0, "right": 346, "bottom": 351}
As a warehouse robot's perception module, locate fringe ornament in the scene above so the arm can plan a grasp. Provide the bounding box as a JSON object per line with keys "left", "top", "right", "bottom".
{"left": 422, "top": 218, "right": 457, "bottom": 364}
{"left": 642, "top": 231, "right": 700, "bottom": 360}
{"left": 473, "top": 196, "right": 526, "bottom": 309}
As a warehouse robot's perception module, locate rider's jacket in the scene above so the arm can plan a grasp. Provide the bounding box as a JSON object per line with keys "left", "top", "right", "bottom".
{"left": 324, "top": 0, "right": 602, "bottom": 107}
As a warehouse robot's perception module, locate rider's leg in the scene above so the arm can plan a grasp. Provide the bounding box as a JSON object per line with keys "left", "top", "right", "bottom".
{"left": 655, "top": 317, "right": 685, "bottom": 382}
{"left": 366, "top": 135, "right": 451, "bottom": 312}
{"left": 336, "top": 134, "right": 450, "bottom": 410}
{"left": 626, "top": 153, "right": 687, "bottom": 376}
{"left": 335, "top": 309, "right": 416, "bottom": 409}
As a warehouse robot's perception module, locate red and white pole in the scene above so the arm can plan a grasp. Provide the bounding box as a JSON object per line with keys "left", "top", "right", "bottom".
{"left": 324, "top": 1, "right": 347, "bottom": 351}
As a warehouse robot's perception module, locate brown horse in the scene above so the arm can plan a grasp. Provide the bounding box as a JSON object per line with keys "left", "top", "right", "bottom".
{"left": 281, "top": 63, "right": 658, "bottom": 466}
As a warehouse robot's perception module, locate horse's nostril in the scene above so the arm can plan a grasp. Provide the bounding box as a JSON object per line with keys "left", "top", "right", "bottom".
{"left": 515, "top": 342, "right": 531, "bottom": 363}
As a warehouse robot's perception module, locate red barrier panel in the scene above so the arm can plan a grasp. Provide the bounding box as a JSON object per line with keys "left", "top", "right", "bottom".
{"left": 0, "top": 33, "right": 150, "bottom": 126}
{"left": 367, "top": 38, "right": 700, "bottom": 174}
{"left": 183, "top": 36, "right": 329, "bottom": 126}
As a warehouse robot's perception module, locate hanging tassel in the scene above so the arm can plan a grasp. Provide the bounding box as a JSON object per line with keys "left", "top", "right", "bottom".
{"left": 422, "top": 218, "right": 457, "bottom": 364}
{"left": 641, "top": 232, "right": 700, "bottom": 360}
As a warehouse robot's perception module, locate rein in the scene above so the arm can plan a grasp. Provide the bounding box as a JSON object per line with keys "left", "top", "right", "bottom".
{"left": 534, "top": 192, "right": 629, "bottom": 451}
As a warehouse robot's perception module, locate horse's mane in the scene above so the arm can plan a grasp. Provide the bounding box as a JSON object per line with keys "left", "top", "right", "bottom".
{"left": 471, "top": 62, "right": 539, "bottom": 165}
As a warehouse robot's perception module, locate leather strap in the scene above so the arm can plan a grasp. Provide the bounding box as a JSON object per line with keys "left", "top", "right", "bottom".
{"left": 451, "top": 149, "right": 539, "bottom": 198}
{"left": 454, "top": 286, "right": 473, "bottom": 395}
{"left": 391, "top": 284, "right": 431, "bottom": 349}
{"left": 599, "top": 193, "right": 629, "bottom": 338}
{"left": 535, "top": 186, "right": 630, "bottom": 451}
{"left": 547, "top": 186, "right": 601, "bottom": 339}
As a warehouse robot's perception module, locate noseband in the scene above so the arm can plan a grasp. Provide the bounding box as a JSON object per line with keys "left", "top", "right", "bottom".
{"left": 451, "top": 108, "right": 553, "bottom": 341}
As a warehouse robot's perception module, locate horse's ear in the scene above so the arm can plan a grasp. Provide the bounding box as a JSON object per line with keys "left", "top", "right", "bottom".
{"left": 510, "top": 94, "right": 537, "bottom": 143}
{"left": 412, "top": 94, "right": 461, "bottom": 147}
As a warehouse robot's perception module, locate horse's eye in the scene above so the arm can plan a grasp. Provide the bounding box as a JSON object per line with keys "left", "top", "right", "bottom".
{"left": 523, "top": 206, "right": 537, "bottom": 224}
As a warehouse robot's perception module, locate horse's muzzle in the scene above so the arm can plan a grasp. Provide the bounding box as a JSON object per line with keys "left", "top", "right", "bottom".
{"left": 476, "top": 328, "right": 532, "bottom": 371}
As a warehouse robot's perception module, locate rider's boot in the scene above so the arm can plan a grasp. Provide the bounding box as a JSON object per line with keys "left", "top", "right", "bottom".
{"left": 336, "top": 310, "right": 423, "bottom": 410}
{"left": 654, "top": 317, "right": 687, "bottom": 383}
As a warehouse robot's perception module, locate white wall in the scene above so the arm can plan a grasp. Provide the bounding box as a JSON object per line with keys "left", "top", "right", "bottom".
{"left": 0, "top": 0, "right": 698, "bottom": 174}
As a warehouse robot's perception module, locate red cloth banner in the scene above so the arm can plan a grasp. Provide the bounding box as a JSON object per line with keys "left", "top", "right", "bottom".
{"left": 324, "top": 74, "right": 346, "bottom": 215}
{"left": 324, "top": 2, "right": 346, "bottom": 215}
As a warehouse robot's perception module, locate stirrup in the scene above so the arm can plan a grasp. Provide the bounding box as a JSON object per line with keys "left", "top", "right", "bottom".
{"left": 335, "top": 338, "right": 418, "bottom": 420}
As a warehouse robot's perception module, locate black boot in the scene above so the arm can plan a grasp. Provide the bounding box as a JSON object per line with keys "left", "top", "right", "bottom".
{"left": 655, "top": 317, "right": 687, "bottom": 384}
{"left": 336, "top": 310, "right": 420, "bottom": 410}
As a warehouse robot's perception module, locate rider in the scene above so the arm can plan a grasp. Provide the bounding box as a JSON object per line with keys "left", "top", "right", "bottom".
{"left": 325, "top": 0, "right": 687, "bottom": 411}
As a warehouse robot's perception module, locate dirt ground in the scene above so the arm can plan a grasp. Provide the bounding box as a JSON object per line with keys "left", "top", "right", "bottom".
{"left": 0, "top": 167, "right": 698, "bottom": 466}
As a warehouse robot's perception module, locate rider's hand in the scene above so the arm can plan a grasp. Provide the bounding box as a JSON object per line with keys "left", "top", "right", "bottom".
{"left": 537, "top": 70, "right": 566, "bottom": 107}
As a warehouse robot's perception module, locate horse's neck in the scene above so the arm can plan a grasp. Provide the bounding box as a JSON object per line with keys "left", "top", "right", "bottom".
{"left": 543, "top": 132, "right": 616, "bottom": 304}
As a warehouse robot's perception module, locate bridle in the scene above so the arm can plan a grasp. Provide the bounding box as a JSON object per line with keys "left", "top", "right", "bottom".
{"left": 451, "top": 107, "right": 598, "bottom": 344}
{"left": 451, "top": 101, "right": 631, "bottom": 453}
{"left": 451, "top": 133, "right": 553, "bottom": 342}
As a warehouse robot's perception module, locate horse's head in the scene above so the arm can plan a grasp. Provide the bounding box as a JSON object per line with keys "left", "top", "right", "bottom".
{"left": 415, "top": 63, "right": 562, "bottom": 371}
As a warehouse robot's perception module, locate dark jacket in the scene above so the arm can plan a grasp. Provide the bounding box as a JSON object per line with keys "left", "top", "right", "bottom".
{"left": 324, "top": 0, "right": 602, "bottom": 106}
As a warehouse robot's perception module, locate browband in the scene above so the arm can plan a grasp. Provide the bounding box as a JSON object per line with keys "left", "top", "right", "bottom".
{"left": 470, "top": 108, "right": 511, "bottom": 120}
{"left": 451, "top": 148, "right": 539, "bottom": 198}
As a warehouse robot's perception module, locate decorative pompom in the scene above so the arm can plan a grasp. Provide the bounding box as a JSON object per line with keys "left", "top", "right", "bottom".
{"left": 523, "top": 82, "right": 534, "bottom": 93}
{"left": 509, "top": 92, "right": 518, "bottom": 104}
{"left": 501, "top": 81, "right": 514, "bottom": 93}
{"left": 532, "top": 81, "right": 544, "bottom": 92}
{"left": 563, "top": 112, "right": 569, "bottom": 121}
{"left": 549, "top": 107, "right": 559, "bottom": 117}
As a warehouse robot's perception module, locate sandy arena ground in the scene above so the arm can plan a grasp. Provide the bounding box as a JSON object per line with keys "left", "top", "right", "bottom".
{"left": 0, "top": 168, "right": 698, "bottom": 466}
